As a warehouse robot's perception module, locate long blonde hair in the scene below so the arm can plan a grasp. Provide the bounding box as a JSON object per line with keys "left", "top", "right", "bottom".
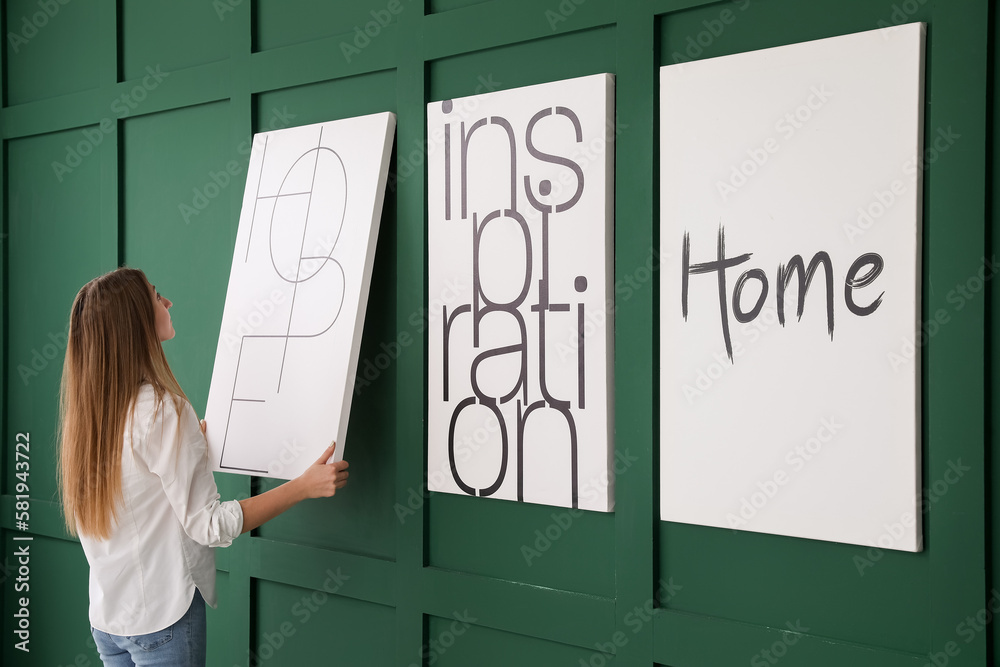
{"left": 58, "top": 267, "right": 187, "bottom": 539}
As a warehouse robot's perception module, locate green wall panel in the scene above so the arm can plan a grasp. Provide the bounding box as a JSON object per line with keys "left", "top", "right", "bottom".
{"left": 424, "top": 21, "right": 618, "bottom": 598}
{"left": 427, "top": 25, "right": 616, "bottom": 101}
{"left": 658, "top": 523, "right": 928, "bottom": 653}
{"left": 428, "top": 493, "right": 615, "bottom": 597}
{"left": 253, "top": 0, "right": 406, "bottom": 53}
{"left": 4, "top": 0, "right": 101, "bottom": 105}
{"left": 5, "top": 128, "right": 107, "bottom": 503}
{"left": 254, "top": 70, "right": 398, "bottom": 130}
{"left": 206, "top": 570, "right": 232, "bottom": 667}
{"left": 655, "top": 0, "right": 937, "bottom": 657}
{"left": 428, "top": 615, "right": 614, "bottom": 667}
{"left": 0, "top": 1, "right": 994, "bottom": 666}
{"left": 119, "top": 0, "right": 230, "bottom": 82}
{"left": 659, "top": 0, "right": 869, "bottom": 63}
{"left": 253, "top": 579, "right": 395, "bottom": 666}
{"left": 428, "top": 0, "right": 491, "bottom": 14}
{"left": 251, "top": 72, "right": 399, "bottom": 560}
{"left": 122, "top": 101, "right": 234, "bottom": 412}
{"left": 1, "top": 532, "right": 98, "bottom": 667}
{"left": 992, "top": 3, "right": 1000, "bottom": 663}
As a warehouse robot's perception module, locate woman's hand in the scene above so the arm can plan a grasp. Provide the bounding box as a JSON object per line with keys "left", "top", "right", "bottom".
{"left": 295, "top": 444, "right": 349, "bottom": 499}
{"left": 238, "top": 442, "right": 350, "bottom": 534}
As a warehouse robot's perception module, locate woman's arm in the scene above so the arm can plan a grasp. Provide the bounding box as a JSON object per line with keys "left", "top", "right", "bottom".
{"left": 236, "top": 444, "right": 350, "bottom": 534}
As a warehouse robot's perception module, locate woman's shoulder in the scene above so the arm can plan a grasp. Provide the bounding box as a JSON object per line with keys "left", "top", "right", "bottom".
{"left": 129, "top": 383, "right": 200, "bottom": 456}
{"left": 132, "top": 382, "right": 194, "bottom": 425}
{"left": 136, "top": 381, "right": 156, "bottom": 401}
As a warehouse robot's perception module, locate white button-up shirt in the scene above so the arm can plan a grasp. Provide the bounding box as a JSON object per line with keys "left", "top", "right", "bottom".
{"left": 79, "top": 383, "right": 244, "bottom": 635}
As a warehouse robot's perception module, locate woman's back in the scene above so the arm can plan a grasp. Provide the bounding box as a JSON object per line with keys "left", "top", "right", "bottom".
{"left": 79, "top": 383, "right": 243, "bottom": 636}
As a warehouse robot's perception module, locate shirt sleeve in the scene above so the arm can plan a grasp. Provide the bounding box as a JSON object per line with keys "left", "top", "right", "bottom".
{"left": 140, "top": 394, "right": 244, "bottom": 548}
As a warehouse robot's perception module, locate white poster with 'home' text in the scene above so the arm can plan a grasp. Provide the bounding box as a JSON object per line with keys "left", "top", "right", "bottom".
{"left": 660, "top": 25, "right": 925, "bottom": 551}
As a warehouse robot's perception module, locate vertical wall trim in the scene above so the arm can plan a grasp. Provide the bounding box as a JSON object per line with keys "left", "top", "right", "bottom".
{"left": 989, "top": 0, "right": 999, "bottom": 661}
{"left": 926, "top": 1, "right": 990, "bottom": 665}
{"left": 100, "top": 0, "right": 119, "bottom": 269}
{"left": 395, "top": 2, "right": 427, "bottom": 665}
{"left": 616, "top": 3, "right": 657, "bottom": 666}
{"left": 224, "top": 3, "right": 255, "bottom": 665}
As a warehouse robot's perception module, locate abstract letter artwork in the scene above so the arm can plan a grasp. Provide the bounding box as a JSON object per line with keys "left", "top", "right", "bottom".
{"left": 427, "top": 74, "right": 615, "bottom": 512}
{"left": 205, "top": 112, "right": 396, "bottom": 479}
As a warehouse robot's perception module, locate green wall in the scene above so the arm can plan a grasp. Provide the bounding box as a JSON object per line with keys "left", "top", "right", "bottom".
{"left": 0, "top": 0, "right": 995, "bottom": 665}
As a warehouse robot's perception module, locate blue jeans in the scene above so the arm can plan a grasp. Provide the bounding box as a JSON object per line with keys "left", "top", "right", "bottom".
{"left": 91, "top": 588, "right": 206, "bottom": 667}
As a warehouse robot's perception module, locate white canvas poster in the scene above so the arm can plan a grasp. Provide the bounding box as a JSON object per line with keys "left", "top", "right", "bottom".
{"left": 205, "top": 112, "right": 395, "bottom": 479}
{"left": 659, "top": 25, "right": 925, "bottom": 550}
{"left": 427, "top": 74, "right": 615, "bottom": 512}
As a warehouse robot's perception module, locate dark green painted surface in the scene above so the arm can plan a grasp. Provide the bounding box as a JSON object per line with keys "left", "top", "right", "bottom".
{"left": 251, "top": 71, "right": 401, "bottom": 561}
{"left": 0, "top": 1, "right": 995, "bottom": 666}
{"left": 427, "top": 492, "right": 616, "bottom": 597}
{"left": 658, "top": 0, "right": 940, "bottom": 654}
{"left": 2, "top": 534, "right": 99, "bottom": 666}
{"left": 252, "top": 579, "right": 396, "bottom": 666}
{"left": 4, "top": 0, "right": 102, "bottom": 105}
{"left": 206, "top": 571, "right": 232, "bottom": 667}
{"left": 6, "top": 129, "right": 108, "bottom": 505}
{"left": 992, "top": 3, "right": 1000, "bottom": 664}
{"left": 122, "top": 101, "right": 235, "bottom": 410}
{"left": 119, "top": 0, "right": 229, "bottom": 82}
{"left": 427, "top": 614, "right": 614, "bottom": 667}
{"left": 427, "top": 0, "right": 492, "bottom": 16}
{"left": 253, "top": 0, "right": 405, "bottom": 53}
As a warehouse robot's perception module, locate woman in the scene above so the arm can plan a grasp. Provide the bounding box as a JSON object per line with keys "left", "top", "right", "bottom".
{"left": 58, "top": 267, "right": 349, "bottom": 666}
